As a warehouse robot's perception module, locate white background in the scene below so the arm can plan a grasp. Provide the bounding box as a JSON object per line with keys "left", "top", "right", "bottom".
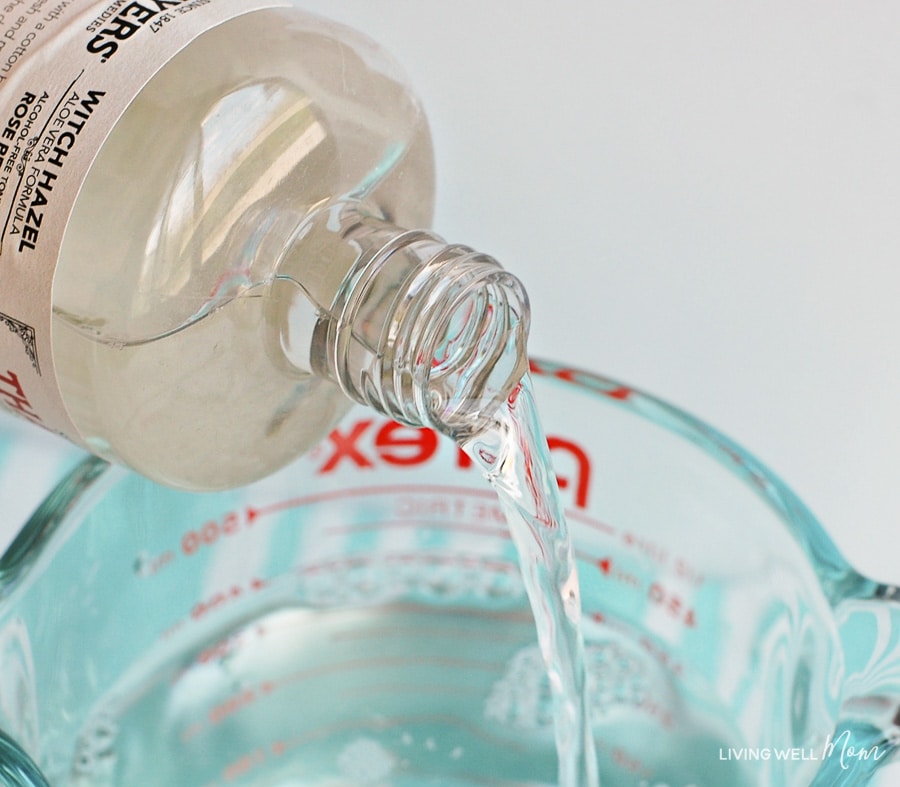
{"left": 0, "top": 4, "right": 897, "bottom": 781}
{"left": 294, "top": 0, "right": 900, "bottom": 586}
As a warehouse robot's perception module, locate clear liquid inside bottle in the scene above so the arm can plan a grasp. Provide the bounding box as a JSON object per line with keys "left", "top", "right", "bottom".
{"left": 51, "top": 9, "right": 437, "bottom": 490}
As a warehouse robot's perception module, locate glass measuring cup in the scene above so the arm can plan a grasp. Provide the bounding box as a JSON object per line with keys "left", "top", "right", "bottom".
{"left": 1, "top": 358, "right": 899, "bottom": 786}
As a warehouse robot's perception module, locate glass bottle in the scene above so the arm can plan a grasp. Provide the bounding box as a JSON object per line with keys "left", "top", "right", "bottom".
{"left": 44, "top": 7, "right": 529, "bottom": 490}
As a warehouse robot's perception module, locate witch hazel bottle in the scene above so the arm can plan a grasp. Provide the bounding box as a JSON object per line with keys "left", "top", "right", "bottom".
{"left": 0, "top": 1, "right": 529, "bottom": 490}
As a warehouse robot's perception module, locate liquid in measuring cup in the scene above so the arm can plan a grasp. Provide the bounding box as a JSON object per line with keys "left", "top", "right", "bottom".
{"left": 17, "top": 358, "right": 889, "bottom": 786}
{"left": 51, "top": 375, "right": 601, "bottom": 787}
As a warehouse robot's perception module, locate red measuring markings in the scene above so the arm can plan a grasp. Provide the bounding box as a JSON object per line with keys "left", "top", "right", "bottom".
{"left": 321, "top": 518, "right": 510, "bottom": 540}
{"left": 596, "top": 556, "right": 642, "bottom": 589}
{"left": 296, "top": 550, "right": 518, "bottom": 580}
{"left": 195, "top": 623, "right": 267, "bottom": 666}
{"left": 222, "top": 747, "right": 266, "bottom": 783}
{"left": 181, "top": 651, "right": 506, "bottom": 767}
{"left": 147, "top": 486, "right": 512, "bottom": 576}
{"left": 134, "top": 549, "right": 176, "bottom": 577}
{"left": 619, "top": 530, "right": 705, "bottom": 588}
{"left": 190, "top": 577, "right": 268, "bottom": 622}
{"left": 245, "top": 484, "right": 493, "bottom": 524}
{"left": 220, "top": 737, "right": 309, "bottom": 782}
{"left": 621, "top": 531, "right": 669, "bottom": 566}
{"left": 181, "top": 510, "right": 244, "bottom": 556}
{"left": 648, "top": 581, "right": 697, "bottom": 628}
{"left": 567, "top": 508, "right": 616, "bottom": 536}
{"left": 135, "top": 509, "right": 255, "bottom": 577}
{"left": 595, "top": 557, "right": 698, "bottom": 630}
{"left": 611, "top": 744, "right": 652, "bottom": 777}
{"left": 585, "top": 611, "right": 687, "bottom": 680}
{"left": 636, "top": 695, "right": 675, "bottom": 729}
{"left": 208, "top": 688, "right": 259, "bottom": 726}
{"left": 223, "top": 737, "right": 306, "bottom": 781}
{"left": 529, "top": 358, "right": 634, "bottom": 402}
{"left": 639, "top": 635, "right": 685, "bottom": 679}
{"left": 161, "top": 619, "right": 185, "bottom": 642}
{"left": 171, "top": 625, "right": 270, "bottom": 690}
{"left": 592, "top": 739, "right": 653, "bottom": 781}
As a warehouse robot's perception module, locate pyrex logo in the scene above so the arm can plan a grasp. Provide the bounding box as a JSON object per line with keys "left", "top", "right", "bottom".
{"left": 314, "top": 418, "right": 592, "bottom": 509}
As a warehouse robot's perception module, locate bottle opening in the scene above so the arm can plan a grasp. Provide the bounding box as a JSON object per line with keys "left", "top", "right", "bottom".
{"left": 275, "top": 205, "right": 531, "bottom": 439}
{"left": 415, "top": 267, "right": 529, "bottom": 439}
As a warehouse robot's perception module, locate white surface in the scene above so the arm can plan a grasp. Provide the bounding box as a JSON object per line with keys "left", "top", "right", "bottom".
{"left": 294, "top": 0, "right": 900, "bottom": 586}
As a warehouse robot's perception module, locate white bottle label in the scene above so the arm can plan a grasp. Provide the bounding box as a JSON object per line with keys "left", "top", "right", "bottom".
{"left": 0, "top": 0, "right": 288, "bottom": 442}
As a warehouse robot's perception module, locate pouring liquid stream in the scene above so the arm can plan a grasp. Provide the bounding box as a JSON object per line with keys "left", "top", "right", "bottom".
{"left": 459, "top": 374, "right": 600, "bottom": 787}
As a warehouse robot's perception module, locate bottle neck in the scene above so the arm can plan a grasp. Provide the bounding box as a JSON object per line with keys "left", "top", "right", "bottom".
{"left": 272, "top": 203, "right": 530, "bottom": 438}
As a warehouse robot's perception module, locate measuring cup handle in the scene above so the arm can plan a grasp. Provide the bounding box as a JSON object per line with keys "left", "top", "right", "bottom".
{"left": 812, "top": 588, "right": 900, "bottom": 782}
{"left": 0, "top": 728, "right": 51, "bottom": 787}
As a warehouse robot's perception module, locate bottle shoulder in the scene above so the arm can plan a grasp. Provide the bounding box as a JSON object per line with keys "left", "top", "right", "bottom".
{"left": 52, "top": 7, "right": 435, "bottom": 344}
